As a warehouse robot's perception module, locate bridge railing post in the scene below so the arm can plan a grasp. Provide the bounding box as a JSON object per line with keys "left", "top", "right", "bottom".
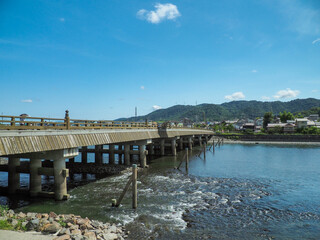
{"left": 65, "top": 110, "right": 70, "bottom": 130}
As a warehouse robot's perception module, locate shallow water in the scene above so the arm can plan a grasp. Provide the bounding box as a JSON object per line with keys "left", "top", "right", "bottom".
{"left": 2, "top": 143, "right": 320, "bottom": 239}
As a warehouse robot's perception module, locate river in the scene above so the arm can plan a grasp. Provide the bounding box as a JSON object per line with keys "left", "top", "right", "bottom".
{"left": 1, "top": 143, "right": 320, "bottom": 239}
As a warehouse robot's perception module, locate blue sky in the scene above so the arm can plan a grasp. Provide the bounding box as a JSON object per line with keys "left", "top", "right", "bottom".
{"left": 1, "top": 0, "right": 320, "bottom": 119}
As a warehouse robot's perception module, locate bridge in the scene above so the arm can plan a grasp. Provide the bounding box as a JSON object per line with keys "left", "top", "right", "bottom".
{"left": 0, "top": 111, "right": 213, "bottom": 201}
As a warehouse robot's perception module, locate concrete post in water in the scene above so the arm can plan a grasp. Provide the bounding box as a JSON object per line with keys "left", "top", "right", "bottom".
{"left": 203, "top": 143, "right": 206, "bottom": 160}
{"left": 8, "top": 157, "right": 20, "bottom": 194}
{"left": 171, "top": 138, "right": 177, "bottom": 156}
{"left": 53, "top": 157, "right": 68, "bottom": 200}
{"left": 109, "top": 144, "right": 115, "bottom": 164}
{"left": 188, "top": 137, "right": 193, "bottom": 150}
{"left": 132, "top": 164, "right": 137, "bottom": 209}
{"left": 124, "top": 144, "right": 130, "bottom": 166}
{"left": 69, "top": 157, "right": 75, "bottom": 163}
{"left": 95, "top": 145, "right": 103, "bottom": 165}
{"left": 160, "top": 139, "right": 165, "bottom": 156}
{"left": 81, "top": 146, "right": 88, "bottom": 163}
{"left": 139, "top": 145, "right": 147, "bottom": 168}
{"left": 30, "top": 158, "right": 42, "bottom": 197}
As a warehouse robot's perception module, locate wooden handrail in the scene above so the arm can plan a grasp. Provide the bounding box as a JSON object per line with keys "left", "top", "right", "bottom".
{"left": 0, "top": 112, "right": 195, "bottom": 130}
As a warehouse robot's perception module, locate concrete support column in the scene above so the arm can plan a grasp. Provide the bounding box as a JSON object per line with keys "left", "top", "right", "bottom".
{"left": 188, "top": 137, "right": 193, "bottom": 150}
{"left": 95, "top": 145, "right": 103, "bottom": 165}
{"left": 139, "top": 145, "right": 147, "bottom": 168}
{"left": 109, "top": 144, "right": 115, "bottom": 164}
{"left": 30, "top": 158, "right": 42, "bottom": 197}
{"left": 198, "top": 136, "right": 203, "bottom": 147}
{"left": 69, "top": 158, "right": 75, "bottom": 163}
{"left": 160, "top": 139, "right": 165, "bottom": 156}
{"left": 205, "top": 135, "right": 209, "bottom": 143}
{"left": 118, "top": 145, "right": 123, "bottom": 164}
{"left": 8, "top": 157, "right": 20, "bottom": 194}
{"left": 171, "top": 138, "right": 177, "bottom": 156}
{"left": 53, "top": 158, "right": 68, "bottom": 201}
{"left": 147, "top": 143, "right": 154, "bottom": 155}
{"left": 81, "top": 146, "right": 87, "bottom": 163}
{"left": 124, "top": 145, "right": 130, "bottom": 166}
{"left": 179, "top": 138, "right": 183, "bottom": 151}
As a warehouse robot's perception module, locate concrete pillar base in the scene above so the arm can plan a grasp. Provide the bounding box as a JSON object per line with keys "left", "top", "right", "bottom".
{"left": 8, "top": 157, "right": 20, "bottom": 194}
{"left": 30, "top": 158, "right": 42, "bottom": 197}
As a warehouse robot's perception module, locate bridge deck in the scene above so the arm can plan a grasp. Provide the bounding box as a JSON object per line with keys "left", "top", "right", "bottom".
{"left": 0, "top": 128, "right": 212, "bottom": 156}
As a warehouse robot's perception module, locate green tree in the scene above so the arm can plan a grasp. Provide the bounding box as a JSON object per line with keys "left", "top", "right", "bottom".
{"left": 279, "top": 111, "right": 294, "bottom": 123}
{"left": 263, "top": 112, "right": 273, "bottom": 129}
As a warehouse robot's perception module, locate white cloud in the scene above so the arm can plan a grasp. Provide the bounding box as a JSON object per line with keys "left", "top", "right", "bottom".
{"left": 21, "top": 99, "right": 32, "bottom": 103}
{"left": 59, "top": 18, "right": 65, "bottom": 22}
{"left": 273, "top": 88, "right": 300, "bottom": 99}
{"left": 224, "top": 92, "right": 245, "bottom": 101}
{"left": 312, "top": 38, "right": 320, "bottom": 45}
{"left": 311, "top": 89, "right": 318, "bottom": 93}
{"left": 251, "top": 69, "right": 258, "bottom": 73}
{"left": 137, "top": 3, "right": 181, "bottom": 24}
{"left": 261, "top": 96, "right": 271, "bottom": 100}
{"left": 152, "top": 105, "right": 162, "bottom": 110}
{"left": 140, "top": 86, "right": 145, "bottom": 90}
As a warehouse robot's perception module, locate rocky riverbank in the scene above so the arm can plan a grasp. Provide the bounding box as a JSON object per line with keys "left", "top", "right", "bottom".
{"left": 0, "top": 208, "right": 128, "bottom": 240}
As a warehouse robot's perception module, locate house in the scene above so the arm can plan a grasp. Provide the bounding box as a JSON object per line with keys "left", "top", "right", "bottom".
{"left": 307, "top": 114, "right": 319, "bottom": 121}
{"left": 242, "top": 123, "right": 255, "bottom": 131}
{"left": 267, "top": 123, "right": 295, "bottom": 133}
{"left": 283, "top": 123, "right": 296, "bottom": 133}
{"left": 296, "top": 118, "right": 308, "bottom": 128}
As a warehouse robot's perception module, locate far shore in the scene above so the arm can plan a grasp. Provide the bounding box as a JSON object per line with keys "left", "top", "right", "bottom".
{"left": 209, "top": 138, "right": 320, "bottom": 145}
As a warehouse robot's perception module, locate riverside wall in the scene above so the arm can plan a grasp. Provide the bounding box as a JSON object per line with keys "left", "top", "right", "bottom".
{"left": 217, "top": 134, "right": 320, "bottom": 142}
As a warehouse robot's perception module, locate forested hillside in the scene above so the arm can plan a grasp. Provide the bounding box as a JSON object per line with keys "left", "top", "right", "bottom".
{"left": 117, "top": 98, "right": 320, "bottom": 122}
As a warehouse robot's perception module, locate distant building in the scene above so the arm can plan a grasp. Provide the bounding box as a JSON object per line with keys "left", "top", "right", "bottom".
{"left": 296, "top": 118, "right": 308, "bottom": 128}
{"left": 307, "top": 114, "right": 319, "bottom": 121}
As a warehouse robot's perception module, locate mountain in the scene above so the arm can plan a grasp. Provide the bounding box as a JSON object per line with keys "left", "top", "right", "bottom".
{"left": 116, "top": 98, "right": 320, "bottom": 122}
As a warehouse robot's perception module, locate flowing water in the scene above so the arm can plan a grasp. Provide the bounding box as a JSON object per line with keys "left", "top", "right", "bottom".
{"left": 2, "top": 143, "right": 320, "bottom": 239}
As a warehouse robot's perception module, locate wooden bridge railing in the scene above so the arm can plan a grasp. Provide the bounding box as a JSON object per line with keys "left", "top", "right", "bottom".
{"left": 0, "top": 111, "right": 179, "bottom": 130}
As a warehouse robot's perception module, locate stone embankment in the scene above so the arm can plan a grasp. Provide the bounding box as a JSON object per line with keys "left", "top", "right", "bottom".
{"left": 0, "top": 209, "right": 127, "bottom": 240}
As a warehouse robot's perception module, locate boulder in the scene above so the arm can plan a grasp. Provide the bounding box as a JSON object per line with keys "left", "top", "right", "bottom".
{"left": 42, "top": 222, "right": 62, "bottom": 234}
{"left": 54, "top": 235, "right": 71, "bottom": 240}
{"left": 83, "top": 231, "right": 97, "bottom": 240}
{"left": 26, "top": 218, "right": 40, "bottom": 231}
{"left": 102, "top": 233, "right": 118, "bottom": 240}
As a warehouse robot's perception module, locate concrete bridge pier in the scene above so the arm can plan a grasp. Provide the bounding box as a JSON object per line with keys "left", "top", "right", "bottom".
{"left": 198, "top": 135, "right": 203, "bottom": 147}
{"left": 139, "top": 145, "right": 147, "bottom": 168}
{"left": 8, "top": 157, "right": 20, "bottom": 194}
{"left": 179, "top": 138, "right": 184, "bottom": 151}
{"left": 188, "top": 136, "right": 193, "bottom": 150}
{"left": 95, "top": 145, "right": 103, "bottom": 165}
{"left": 118, "top": 145, "right": 123, "bottom": 164}
{"left": 109, "top": 145, "right": 115, "bottom": 164}
{"left": 50, "top": 148, "right": 78, "bottom": 200}
{"left": 29, "top": 158, "right": 42, "bottom": 197}
{"left": 171, "top": 138, "right": 177, "bottom": 156}
{"left": 147, "top": 143, "right": 154, "bottom": 156}
{"left": 160, "top": 139, "right": 165, "bottom": 156}
{"left": 124, "top": 144, "right": 131, "bottom": 166}
{"left": 81, "top": 146, "right": 88, "bottom": 163}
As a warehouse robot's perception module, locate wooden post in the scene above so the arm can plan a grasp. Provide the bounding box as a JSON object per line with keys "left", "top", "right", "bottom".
{"left": 203, "top": 143, "right": 206, "bottom": 160}
{"left": 185, "top": 148, "right": 189, "bottom": 173}
{"left": 65, "top": 110, "right": 70, "bottom": 130}
{"left": 132, "top": 164, "right": 137, "bottom": 209}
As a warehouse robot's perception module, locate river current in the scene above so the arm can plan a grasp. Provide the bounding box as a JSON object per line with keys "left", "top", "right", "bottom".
{"left": 1, "top": 143, "right": 320, "bottom": 239}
